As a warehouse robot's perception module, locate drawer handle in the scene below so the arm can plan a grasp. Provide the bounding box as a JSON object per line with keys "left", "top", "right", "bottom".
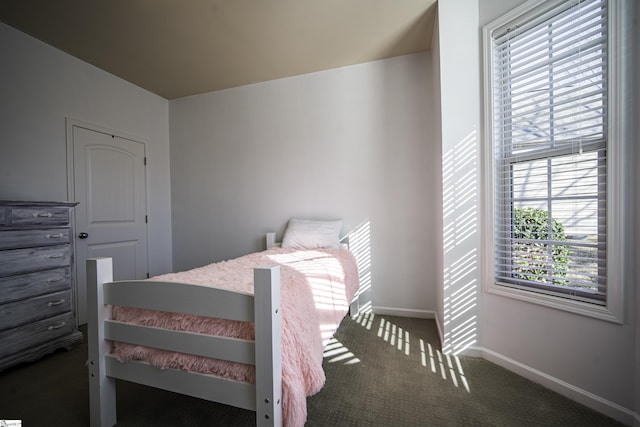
{"left": 48, "top": 277, "right": 65, "bottom": 283}
{"left": 46, "top": 233, "right": 65, "bottom": 239}
{"left": 33, "top": 212, "right": 53, "bottom": 218}
{"left": 48, "top": 321, "right": 66, "bottom": 330}
{"left": 46, "top": 253, "right": 65, "bottom": 259}
{"left": 47, "top": 299, "right": 66, "bottom": 307}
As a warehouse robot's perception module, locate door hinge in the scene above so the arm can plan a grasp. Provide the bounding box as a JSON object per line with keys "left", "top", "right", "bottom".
{"left": 144, "top": 157, "right": 147, "bottom": 165}
{"left": 145, "top": 215, "right": 148, "bottom": 223}
{"left": 146, "top": 273, "right": 150, "bottom": 279}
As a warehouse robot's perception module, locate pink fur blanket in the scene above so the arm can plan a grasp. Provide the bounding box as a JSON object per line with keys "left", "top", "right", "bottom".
{"left": 111, "top": 247, "right": 359, "bottom": 427}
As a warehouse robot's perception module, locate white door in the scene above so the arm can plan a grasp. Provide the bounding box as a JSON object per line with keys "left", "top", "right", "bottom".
{"left": 72, "top": 125, "right": 148, "bottom": 324}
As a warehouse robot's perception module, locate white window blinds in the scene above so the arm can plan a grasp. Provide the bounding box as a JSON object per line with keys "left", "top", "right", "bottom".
{"left": 492, "top": 0, "right": 608, "bottom": 304}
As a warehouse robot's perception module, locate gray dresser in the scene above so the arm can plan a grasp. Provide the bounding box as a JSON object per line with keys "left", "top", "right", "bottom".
{"left": 0, "top": 201, "right": 83, "bottom": 371}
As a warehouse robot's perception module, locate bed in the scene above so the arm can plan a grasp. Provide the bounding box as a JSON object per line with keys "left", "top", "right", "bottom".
{"left": 87, "top": 219, "right": 359, "bottom": 427}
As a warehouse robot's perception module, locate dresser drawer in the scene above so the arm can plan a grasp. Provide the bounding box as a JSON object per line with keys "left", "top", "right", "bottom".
{"left": 0, "top": 312, "right": 75, "bottom": 358}
{"left": 0, "top": 267, "right": 71, "bottom": 304}
{"left": 0, "top": 244, "right": 70, "bottom": 277}
{"left": 9, "top": 207, "right": 70, "bottom": 226}
{"left": 0, "top": 228, "right": 71, "bottom": 250}
{"left": 0, "top": 290, "right": 72, "bottom": 331}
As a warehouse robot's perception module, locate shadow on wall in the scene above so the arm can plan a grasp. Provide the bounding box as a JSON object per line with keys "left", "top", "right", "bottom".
{"left": 442, "top": 130, "right": 480, "bottom": 355}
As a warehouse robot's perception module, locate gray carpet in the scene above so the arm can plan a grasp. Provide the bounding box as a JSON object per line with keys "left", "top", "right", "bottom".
{"left": 0, "top": 314, "right": 624, "bottom": 426}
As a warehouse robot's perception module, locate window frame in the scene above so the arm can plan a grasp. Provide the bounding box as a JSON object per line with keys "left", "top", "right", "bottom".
{"left": 482, "top": 0, "right": 625, "bottom": 323}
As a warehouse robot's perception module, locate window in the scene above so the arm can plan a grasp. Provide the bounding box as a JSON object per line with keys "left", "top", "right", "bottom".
{"left": 483, "top": 0, "right": 625, "bottom": 322}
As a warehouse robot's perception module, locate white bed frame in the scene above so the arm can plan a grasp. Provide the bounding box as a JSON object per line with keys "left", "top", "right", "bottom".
{"left": 86, "top": 257, "right": 283, "bottom": 427}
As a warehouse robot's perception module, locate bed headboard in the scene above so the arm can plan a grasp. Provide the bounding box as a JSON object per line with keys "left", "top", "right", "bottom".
{"left": 266, "top": 232, "right": 279, "bottom": 249}
{"left": 265, "top": 232, "right": 349, "bottom": 250}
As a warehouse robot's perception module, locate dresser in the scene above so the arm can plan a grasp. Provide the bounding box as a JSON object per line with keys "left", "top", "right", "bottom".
{"left": 0, "top": 201, "right": 83, "bottom": 371}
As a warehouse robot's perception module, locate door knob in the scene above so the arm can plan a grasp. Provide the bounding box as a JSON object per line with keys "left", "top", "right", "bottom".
{"left": 78, "top": 232, "right": 89, "bottom": 239}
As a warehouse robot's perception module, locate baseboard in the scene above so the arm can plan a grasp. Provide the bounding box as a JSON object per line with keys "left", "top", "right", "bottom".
{"left": 472, "top": 346, "right": 638, "bottom": 426}
{"left": 372, "top": 306, "right": 435, "bottom": 319}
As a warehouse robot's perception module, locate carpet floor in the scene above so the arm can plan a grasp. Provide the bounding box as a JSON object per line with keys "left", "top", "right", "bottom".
{"left": 0, "top": 313, "right": 624, "bottom": 426}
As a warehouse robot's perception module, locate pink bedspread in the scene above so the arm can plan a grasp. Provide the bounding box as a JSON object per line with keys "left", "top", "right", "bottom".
{"left": 111, "top": 247, "right": 359, "bottom": 427}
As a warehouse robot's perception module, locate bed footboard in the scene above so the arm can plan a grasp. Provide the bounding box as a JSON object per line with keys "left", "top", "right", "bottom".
{"left": 86, "top": 257, "right": 282, "bottom": 427}
{"left": 87, "top": 258, "right": 116, "bottom": 427}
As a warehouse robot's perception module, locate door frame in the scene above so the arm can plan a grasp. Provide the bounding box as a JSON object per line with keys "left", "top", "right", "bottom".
{"left": 65, "top": 117, "right": 150, "bottom": 322}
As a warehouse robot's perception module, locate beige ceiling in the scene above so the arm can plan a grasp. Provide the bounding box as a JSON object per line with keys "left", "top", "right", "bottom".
{"left": 0, "top": 0, "right": 437, "bottom": 99}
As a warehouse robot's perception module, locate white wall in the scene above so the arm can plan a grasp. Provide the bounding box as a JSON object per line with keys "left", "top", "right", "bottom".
{"left": 0, "top": 22, "right": 173, "bottom": 277}
{"left": 633, "top": 1, "right": 640, "bottom": 422}
{"left": 434, "top": 0, "right": 638, "bottom": 423}
{"left": 431, "top": 10, "right": 445, "bottom": 335}
{"left": 169, "top": 52, "right": 440, "bottom": 315}
{"left": 436, "top": 0, "right": 483, "bottom": 356}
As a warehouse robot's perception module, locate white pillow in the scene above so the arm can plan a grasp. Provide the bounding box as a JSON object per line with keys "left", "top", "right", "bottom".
{"left": 281, "top": 218, "right": 343, "bottom": 249}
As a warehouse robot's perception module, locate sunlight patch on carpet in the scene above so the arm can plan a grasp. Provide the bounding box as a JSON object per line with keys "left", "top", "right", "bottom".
{"left": 323, "top": 337, "right": 360, "bottom": 365}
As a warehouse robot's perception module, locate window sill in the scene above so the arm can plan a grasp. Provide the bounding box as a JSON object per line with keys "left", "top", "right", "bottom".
{"left": 486, "top": 282, "right": 623, "bottom": 324}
